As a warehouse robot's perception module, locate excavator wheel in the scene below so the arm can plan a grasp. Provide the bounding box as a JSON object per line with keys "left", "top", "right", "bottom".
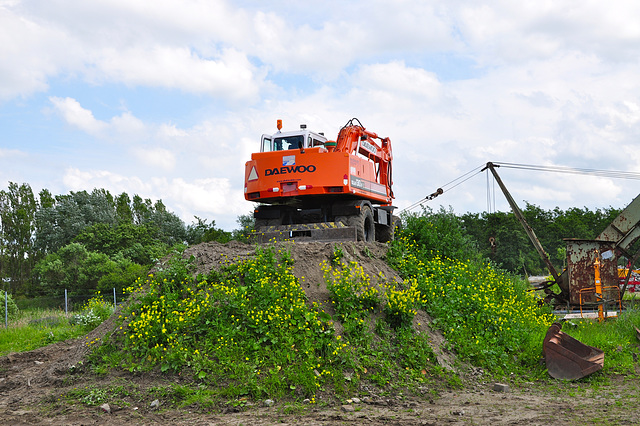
{"left": 376, "top": 215, "right": 401, "bottom": 243}
{"left": 352, "top": 205, "right": 375, "bottom": 242}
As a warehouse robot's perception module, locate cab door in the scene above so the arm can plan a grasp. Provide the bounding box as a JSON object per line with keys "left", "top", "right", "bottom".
{"left": 261, "top": 135, "right": 272, "bottom": 152}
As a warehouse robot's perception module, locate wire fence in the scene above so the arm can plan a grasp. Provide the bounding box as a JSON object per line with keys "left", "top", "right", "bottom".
{"left": 3, "top": 289, "right": 128, "bottom": 329}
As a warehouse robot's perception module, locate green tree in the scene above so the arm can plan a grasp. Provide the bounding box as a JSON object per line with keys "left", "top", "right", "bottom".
{"left": 35, "top": 189, "right": 118, "bottom": 254}
{"left": 232, "top": 212, "right": 256, "bottom": 241}
{"left": 186, "top": 216, "right": 231, "bottom": 244}
{"left": 460, "top": 205, "right": 623, "bottom": 276}
{"left": 33, "top": 242, "right": 146, "bottom": 296}
{"left": 74, "top": 222, "right": 167, "bottom": 265}
{"left": 401, "top": 206, "right": 479, "bottom": 262}
{"left": 115, "top": 192, "right": 134, "bottom": 225}
{"left": 132, "top": 195, "right": 152, "bottom": 225}
{"left": 147, "top": 200, "right": 187, "bottom": 245}
{"left": 0, "top": 182, "right": 37, "bottom": 294}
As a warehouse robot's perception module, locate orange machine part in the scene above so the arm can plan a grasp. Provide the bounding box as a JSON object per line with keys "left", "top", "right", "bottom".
{"left": 245, "top": 147, "right": 392, "bottom": 206}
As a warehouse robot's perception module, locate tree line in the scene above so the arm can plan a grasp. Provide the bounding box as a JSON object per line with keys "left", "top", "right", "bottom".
{"left": 0, "top": 182, "right": 251, "bottom": 297}
{"left": 401, "top": 204, "right": 623, "bottom": 277}
{"left": 459, "top": 203, "right": 621, "bottom": 275}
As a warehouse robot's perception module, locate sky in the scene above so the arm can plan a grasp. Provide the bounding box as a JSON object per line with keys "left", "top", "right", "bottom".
{"left": 1, "top": 0, "right": 640, "bottom": 231}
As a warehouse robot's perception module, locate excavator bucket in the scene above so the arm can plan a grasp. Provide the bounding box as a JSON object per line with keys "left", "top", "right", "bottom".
{"left": 543, "top": 322, "right": 604, "bottom": 380}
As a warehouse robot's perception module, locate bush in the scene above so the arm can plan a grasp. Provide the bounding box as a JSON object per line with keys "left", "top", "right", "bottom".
{"left": 0, "top": 292, "right": 19, "bottom": 320}
{"left": 70, "top": 293, "right": 114, "bottom": 329}
{"left": 399, "top": 206, "right": 479, "bottom": 262}
{"left": 389, "top": 226, "right": 554, "bottom": 375}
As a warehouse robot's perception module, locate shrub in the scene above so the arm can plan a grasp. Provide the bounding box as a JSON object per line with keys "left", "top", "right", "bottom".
{"left": 389, "top": 232, "right": 554, "bottom": 375}
{"left": 399, "top": 206, "right": 479, "bottom": 262}
{"left": 383, "top": 279, "right": 420, "bottom": 329}
{"left": 322, "top": 260, "right": 380, "bottom": 318}
{"left": 0, "top": 292, "right": 19, "bottom": 321}
{"left": 71, "top": 293, "right": 114, "bottom": 329}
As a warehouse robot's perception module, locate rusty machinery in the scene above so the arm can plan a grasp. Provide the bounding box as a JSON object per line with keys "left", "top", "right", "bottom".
{"left": 482, "top": 162, "right": 640, "bottom": 313}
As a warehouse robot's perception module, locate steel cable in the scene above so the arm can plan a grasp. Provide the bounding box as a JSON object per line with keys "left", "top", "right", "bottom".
{"left": 400, "top": 161, "right": 640, "bottom": 214}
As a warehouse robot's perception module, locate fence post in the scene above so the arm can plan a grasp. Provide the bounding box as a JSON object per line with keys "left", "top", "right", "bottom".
{"left": 4, "top": 291, "right": 7, "bottom": 329}
{"left": 65, "top": 289, "right": 68, "bottom": 315}
{"left": 113, "top": 288, "right": 116, "bottom": 308}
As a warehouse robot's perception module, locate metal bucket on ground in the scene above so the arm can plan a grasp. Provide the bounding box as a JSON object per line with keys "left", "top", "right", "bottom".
{"left": 543, "top": 322, "right": 604, "bottom": 380}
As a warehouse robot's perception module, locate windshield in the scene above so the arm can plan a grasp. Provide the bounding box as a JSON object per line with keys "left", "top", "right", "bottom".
{"left": 273, "top": 135, "right": 304, "bottom": 151}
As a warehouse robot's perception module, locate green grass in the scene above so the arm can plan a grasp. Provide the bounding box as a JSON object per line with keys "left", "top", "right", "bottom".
{"left": 0, "top": 295, "right": 115, "bottom": 356}
{"left": 0, "top": 309, "right": 87, "bottom": 355}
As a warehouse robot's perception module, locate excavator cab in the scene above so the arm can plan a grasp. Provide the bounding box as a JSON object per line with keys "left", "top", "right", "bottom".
{"left": 260, "top": 126, "right": 327, "bottom": 153}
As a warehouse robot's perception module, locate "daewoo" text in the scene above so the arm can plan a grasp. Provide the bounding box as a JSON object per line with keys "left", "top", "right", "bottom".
{"left": 265, "top": 165, "right": 317, "bottom": 176}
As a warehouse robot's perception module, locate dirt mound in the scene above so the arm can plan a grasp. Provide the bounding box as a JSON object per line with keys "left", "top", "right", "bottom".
{"left": 0, "top": 241, "right": 447, "bottom": 410}
{"left": 183, "top": 240, "right": 403, "bottom": 309}
{"left": 0, "top": 241, "right": 454, "bottom": 411}
{"left": 183, "top": 240, "right": 457, "bottom": 370}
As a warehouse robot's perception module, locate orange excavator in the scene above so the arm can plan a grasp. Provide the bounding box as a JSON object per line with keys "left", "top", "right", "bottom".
{"left": 244, "top": 118, "right": 398, "bottom": 242}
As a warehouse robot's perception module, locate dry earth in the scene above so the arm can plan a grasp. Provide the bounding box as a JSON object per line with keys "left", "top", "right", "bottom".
{"left": 0, "top": 241, "right": 638, "bottom": 425}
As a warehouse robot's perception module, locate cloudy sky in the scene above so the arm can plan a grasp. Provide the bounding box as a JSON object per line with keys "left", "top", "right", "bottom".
{"left": 2, "top": 0, "right": 640, "bottom": 231}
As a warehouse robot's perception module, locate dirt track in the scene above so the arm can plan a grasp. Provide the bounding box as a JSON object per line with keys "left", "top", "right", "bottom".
{"left": 0, "top": 241, "right": 638, "bottom": 425}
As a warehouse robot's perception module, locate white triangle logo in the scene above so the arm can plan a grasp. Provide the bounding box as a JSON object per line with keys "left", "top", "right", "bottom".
{"left": 248, "top": 166, "right": 259, "bottom": 181}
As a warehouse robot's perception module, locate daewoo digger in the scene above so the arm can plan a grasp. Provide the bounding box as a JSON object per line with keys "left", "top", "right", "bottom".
{"left": 244, "top": 118, "right": 398, "bottom": 242}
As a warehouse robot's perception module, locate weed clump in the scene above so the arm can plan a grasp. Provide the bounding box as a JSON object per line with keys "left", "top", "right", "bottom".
{"left": 0, "top": 292, "right": 19, "bottom": 321}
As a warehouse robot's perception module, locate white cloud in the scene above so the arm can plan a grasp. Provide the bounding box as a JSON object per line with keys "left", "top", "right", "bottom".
{"left": 49, "top": 97, "right": 107, "bottom": 135}
{"left": 48, "top": 97, "right": 153, "bottom": 145}
{"left": 455, "top": 1, "right": 640, "bottom": 64}
{"left": 0, "top": 148, "right": 26, "bottom": 158}
{"left": 63, "top": 168, "right": 149, "bottom": 194}
{"left": 156, "top": 177, "right": 246, "bottom": 215}
{"left": 89, "top": 47, "right": 262, "bottom": 102}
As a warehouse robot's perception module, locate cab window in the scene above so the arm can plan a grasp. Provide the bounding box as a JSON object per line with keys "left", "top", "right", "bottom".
{"left": 273, "top": 135, "right": 304, "bottom": 151}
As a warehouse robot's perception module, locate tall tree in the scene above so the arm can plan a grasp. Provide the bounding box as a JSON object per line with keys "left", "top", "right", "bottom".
{"left": 132, "top": 195, "right": 152, "bottom": 225}
{"left": 35, "top": 189, "right": 118, "bottom": 253}
{"left": 115, "top": 192, "right": 133, "bottom": 224}
{"left": 0, "top": 182, "right": 37, "bottom": 294}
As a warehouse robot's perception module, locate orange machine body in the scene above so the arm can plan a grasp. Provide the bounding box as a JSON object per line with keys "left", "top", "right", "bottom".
{"left": 244, "top": 120, "right": 393, "bottom": 208}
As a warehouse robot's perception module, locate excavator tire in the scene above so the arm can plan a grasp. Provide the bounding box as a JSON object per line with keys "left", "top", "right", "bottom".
{"left": 376, "top": 215, "right": 400, "bottom": 243}
{"left": 352, "top": 205, "right": 375, "bottom": 242}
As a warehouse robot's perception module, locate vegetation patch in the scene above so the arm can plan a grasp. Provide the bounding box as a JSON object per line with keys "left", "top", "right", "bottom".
{"left": 88, "top": 244, "right": 448, "bottom": 406}
{"left": 390, "top": 210, "right": 556, "bottom": 376}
